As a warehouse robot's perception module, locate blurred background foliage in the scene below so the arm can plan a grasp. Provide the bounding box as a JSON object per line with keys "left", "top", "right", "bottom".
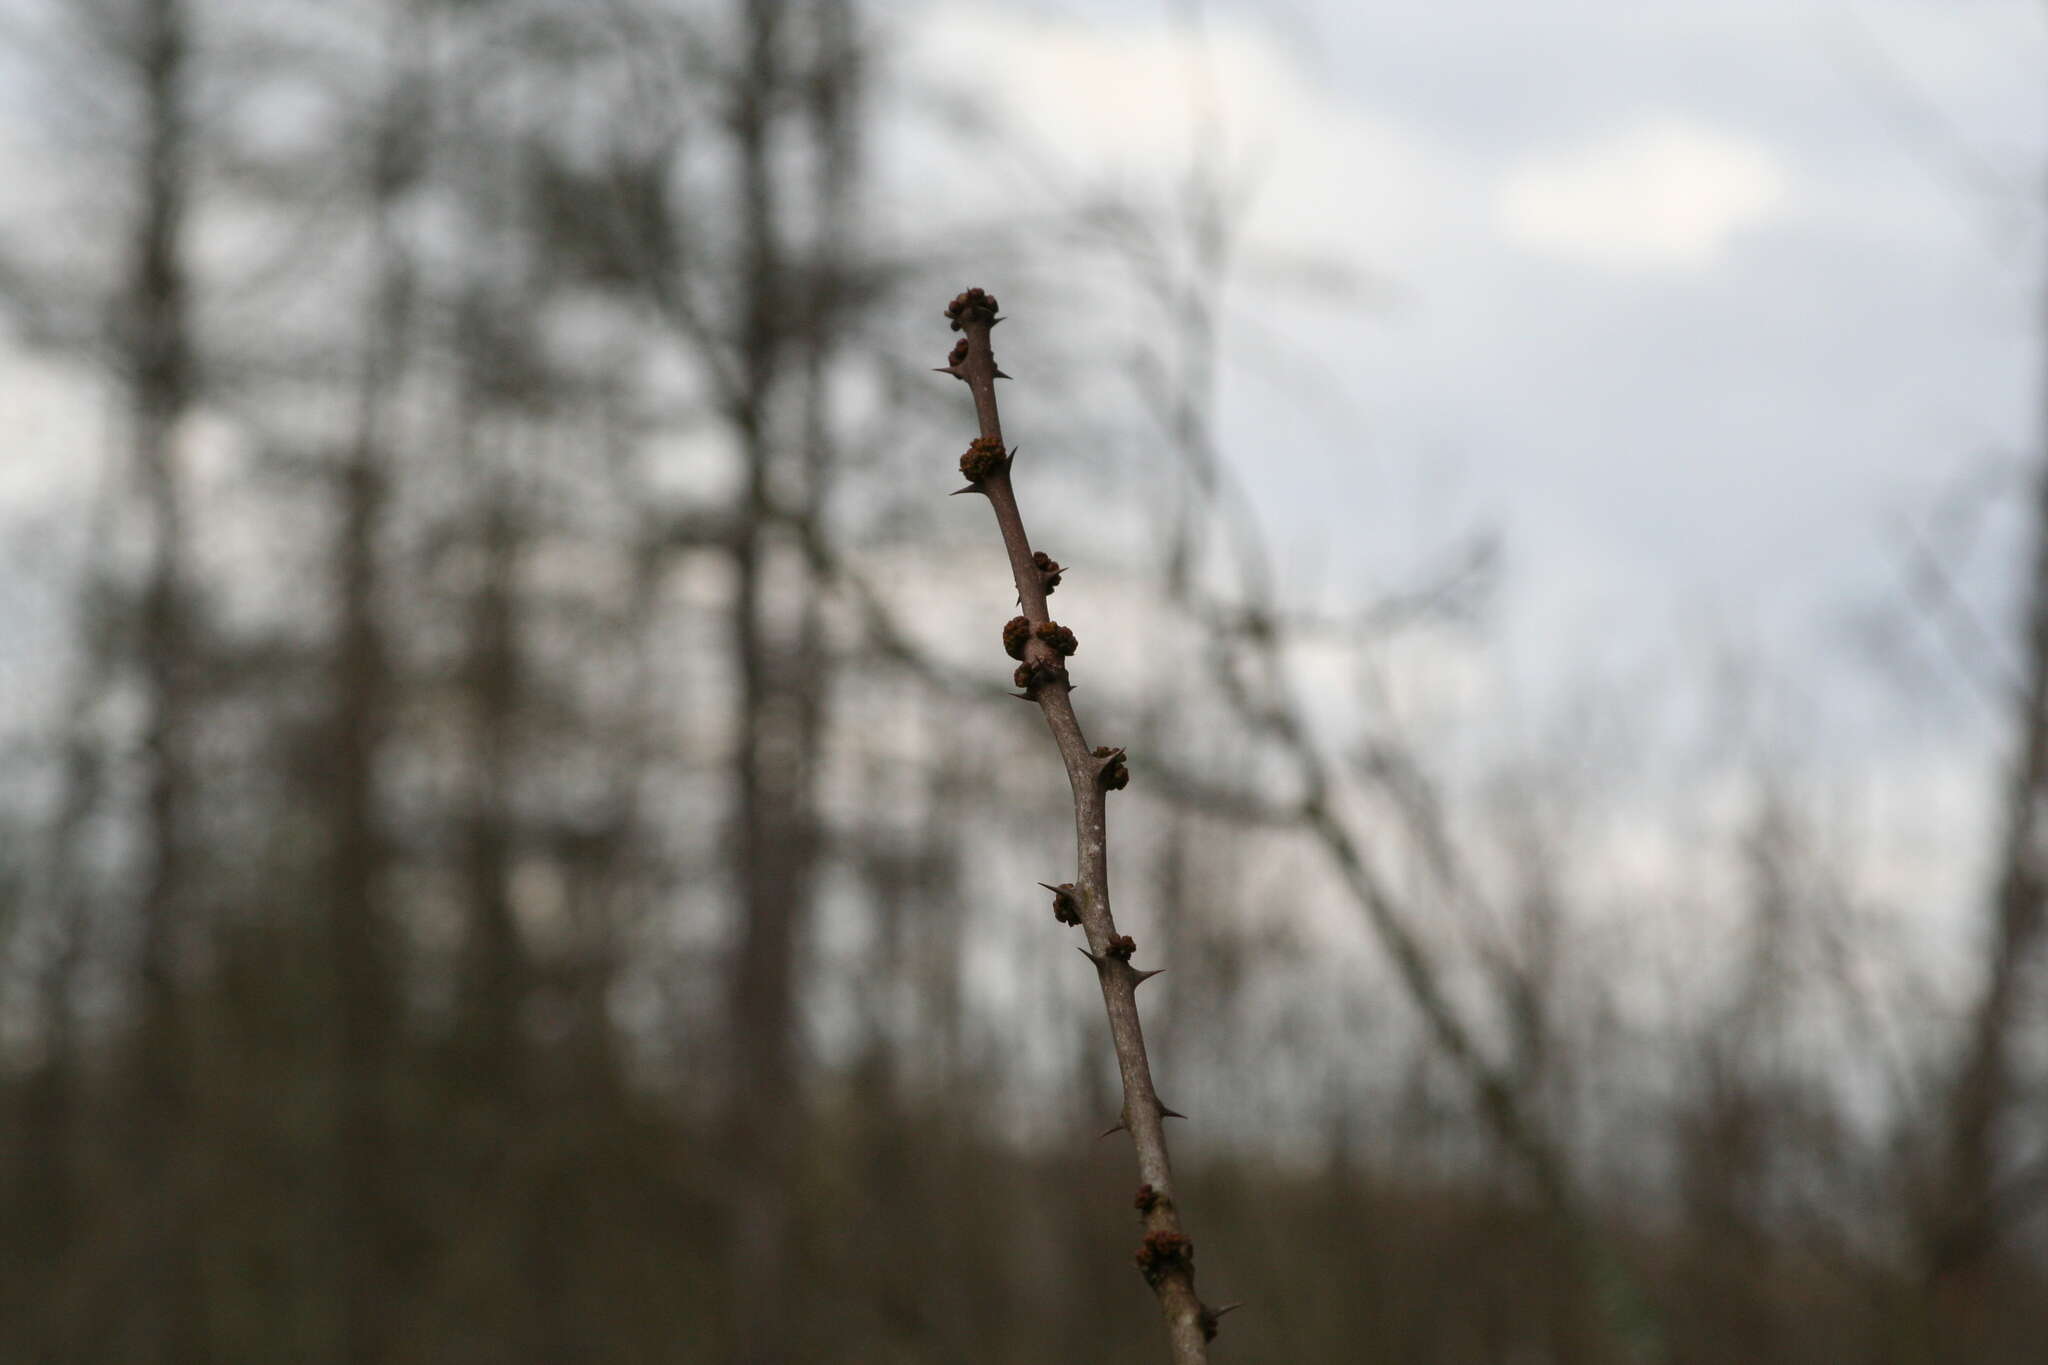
{"left": 1, "top": 0, "right": 2046, "bottom": 1361}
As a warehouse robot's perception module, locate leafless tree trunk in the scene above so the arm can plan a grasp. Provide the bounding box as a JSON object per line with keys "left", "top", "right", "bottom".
{"left": 9, "top": 459, "right": 126, "bottom": 1357}
{"left": 1927, "top": 277, "right": 2048, "bottom": 1324}
{"left": 458, "top": 483, "right": 529, "bottom": 1088}
{"left": 324, "top": 9, "right": 418, "bottom": 1358}
{"left": 719, "top": 1, "right": 844, "bottom": 1354}
{"left": 118, "top": 1, "right": 205, "bottom": 1358}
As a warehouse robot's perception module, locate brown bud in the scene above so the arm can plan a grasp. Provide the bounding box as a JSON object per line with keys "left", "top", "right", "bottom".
{"left": 1134, "top": 1184, "right": 1161, "bottom": 1214}
{"left": 1093, "top": 746, "right": 1130, "bottom": 791}
{"left": 1134, "top": 1230, "right": 1192, "bottom": 1282}
{"left": 1013, "top": 656, "right": 1066, "bottom": 692}
{"left": 1046, "top": 883, "right": 1081, "bottom": 926}
{"left": 1002, "top": 615, "right": 1032, "bottom": 660}
{"left": 1108, "top": 934, "right": 1136, "bottom": 962}
{"left": 947, "top": 338, "right": 969, "bottom": 368}
{"left": 1033, "top": 620, "right": 1077, "bottom": 656}
{"left": 945, "top": 287, "right": 1001, "bottom": 331}
{"left": 959, "top": 436, "right": 1008, "bottom": 483}
{"left": 1032, "top": 550, "right": 1064, "bottom": 596}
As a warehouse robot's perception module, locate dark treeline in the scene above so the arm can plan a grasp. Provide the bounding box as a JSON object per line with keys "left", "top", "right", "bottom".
{"left": 1, "top": 1, "right": 2045, "bottom": 1362}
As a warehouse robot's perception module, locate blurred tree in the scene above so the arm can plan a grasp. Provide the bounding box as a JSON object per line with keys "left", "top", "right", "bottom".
{"left": 1925, "top": 273, "right": 2048, "bottom": 1350}
{"left": 321, "top": 7, "right": 418, "bottom": 1360}
{"left": 112, "top": 1, "right": 208, "bottom": 1358}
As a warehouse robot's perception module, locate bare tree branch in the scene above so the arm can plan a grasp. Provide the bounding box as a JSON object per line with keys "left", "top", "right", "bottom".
{"left": 936, "top": 287, "right": 1219, "bottom": 1362}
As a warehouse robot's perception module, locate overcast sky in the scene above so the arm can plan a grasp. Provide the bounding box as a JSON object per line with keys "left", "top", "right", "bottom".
{"left": 2, "top": 0, "right": 2036, "bottom": 712}
{"left": 893, "top": 0, "right": 2048, "bottom": 765}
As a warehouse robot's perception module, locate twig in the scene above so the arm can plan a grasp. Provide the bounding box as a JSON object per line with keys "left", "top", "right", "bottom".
{"left": 936, "top": 288, "right": 1218, "bottom": 1362}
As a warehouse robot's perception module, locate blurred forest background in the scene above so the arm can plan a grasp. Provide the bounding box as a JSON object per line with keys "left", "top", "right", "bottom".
{"left": 2, "top": 0, "right": 2047, "bottom": 1361}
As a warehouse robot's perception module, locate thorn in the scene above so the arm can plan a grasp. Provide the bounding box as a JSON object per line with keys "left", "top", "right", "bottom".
{"left": 990, "top": 315, "right": 1005, "bottom": 326}
{"left": 1008, "top": 690, "right": 1035, "bottom": 701}
{"left": 1098, "top": 1122, "right": 1126, "bottom": 1140}
{"left": 993, "top": 368, "right": 1012, "bottom": 380}
{"left": 1078, "top": 945, "right": 1105, "bottom": 966}
{"left": 1158, "top": 1102, "right": 1188, "bottom": 1120}
{"left": 949, "top": 485, "right": 982, "bottom": 497}
{"left": 1199, "top": 1302, "right": 1243, "bottom": 1341}
{"left": 1132, "top": 967, "right": 1165, "bottom": 987}
{"left": 930, "top": 366, "right": 963, "bottom": 377}
{"left": 1037, "top": 882, "right": 1064, "bottom": 894}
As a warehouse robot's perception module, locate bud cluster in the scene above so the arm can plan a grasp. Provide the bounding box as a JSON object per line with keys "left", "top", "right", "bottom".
{"left": 960, "top": 436, "right": 1008, "bottom": 484}
{"left": 1033, "top": 550, "right": 1064, "bottom": 596}
{"left": 1134, "top": 1230, "right": 1192, "bottom": 1284}
{"left": 945, "top": 286, "right": 1000, "bottom": 331}
{"left": 1003, "top": 615, "right": 1033, "bottom": 661}
{"left": 1033, "top": 620, "right": 1077, "bottom": 656}
{"left": 1013, "top": 656, "right": 1067, "bottom": 692}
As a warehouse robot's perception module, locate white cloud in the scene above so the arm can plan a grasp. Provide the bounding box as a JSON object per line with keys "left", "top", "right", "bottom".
{"left": 903, "top": 5, "right": 1450, "bottom": 261}
{"left": 1497, "top": 117, "right": 1790, "bottom": 269}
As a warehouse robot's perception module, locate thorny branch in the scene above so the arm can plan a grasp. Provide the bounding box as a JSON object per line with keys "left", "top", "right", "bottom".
{"left": 935, "top": 288, "right": 1225, "bottom": 1363}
